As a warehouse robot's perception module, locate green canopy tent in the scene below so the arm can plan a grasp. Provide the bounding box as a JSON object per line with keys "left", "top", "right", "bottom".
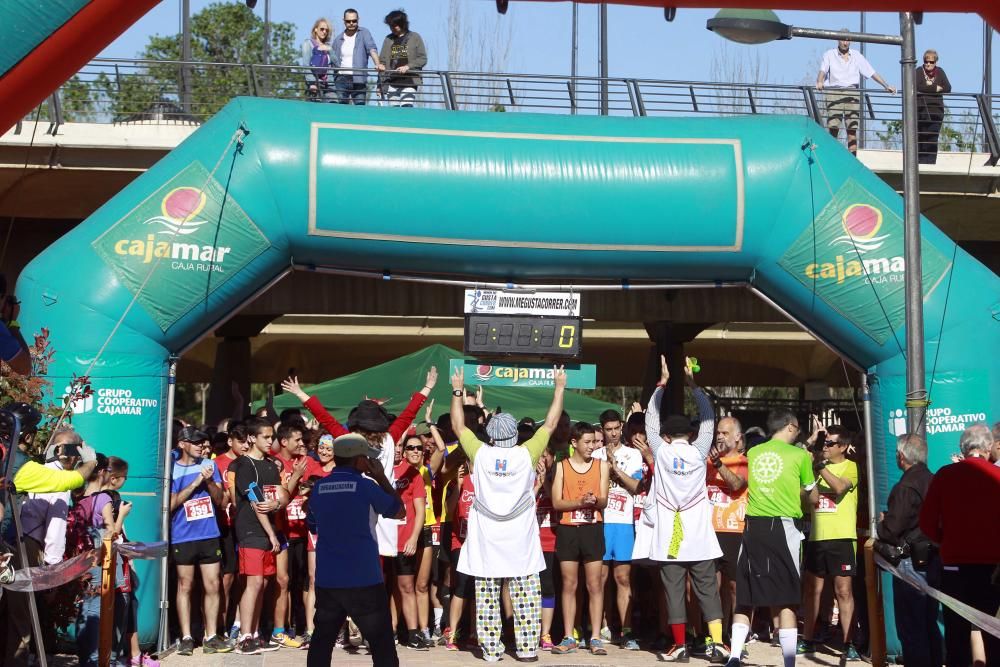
{"left": 262, "top": 343, "right": 621, "bottom": 425}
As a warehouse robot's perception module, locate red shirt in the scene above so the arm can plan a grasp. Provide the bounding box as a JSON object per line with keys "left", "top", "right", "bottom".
{"left": 276, "top": 453, "right": 325, "bottom": 540}
{"left": 304, "top": 393, "right": 427, "bottom": 446}
{"left": 451, "top": 475, "right": 475, "bottom": 551}
{"left": 919, "top": 456, "right": 1000, "bottom": 565}
{"left": 214, "top": 451, "right": 240, "bottom": 527}
{"left": 536, "top": 486, "right": 557, "bottom": 552}
{"left": 394, "top": 461, "right": 427, "bottom": 552}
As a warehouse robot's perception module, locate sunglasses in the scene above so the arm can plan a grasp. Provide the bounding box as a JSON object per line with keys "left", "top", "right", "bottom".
{"left": 345, "top": 19, "right": 358, "bottom": 24}
{"left": 404, "top": 445, "right": 423, "bottom": 452}
{"left": 924, "top": 59, "right": 937, "bottom": 64}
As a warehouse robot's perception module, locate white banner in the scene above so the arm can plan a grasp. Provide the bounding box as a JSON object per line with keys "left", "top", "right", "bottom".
{"left": 464, "top": 289, "right": 580, "bottom": 316}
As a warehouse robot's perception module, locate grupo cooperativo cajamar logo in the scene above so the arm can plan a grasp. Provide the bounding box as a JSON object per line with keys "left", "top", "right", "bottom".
{"left": 92, "top": 161, "right": 271, "bottom": 331}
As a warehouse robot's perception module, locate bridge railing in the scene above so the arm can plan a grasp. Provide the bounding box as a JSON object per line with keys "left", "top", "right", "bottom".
{"left": 14, "top": 58, "right": 1000, "bottom": 165}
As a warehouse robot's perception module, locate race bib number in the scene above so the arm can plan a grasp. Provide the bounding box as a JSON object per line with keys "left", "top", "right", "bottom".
{"left": 286, "top": 497, "right": 307, "bottom": 521}
{"left": 707, "top": 484, "right": 732, "bottom": 508}
{"left": 607, "top": 490, "right": 628, "bottom": 514}
{"left": 184, "top": 496, "right": 215, "bottom": 522}
{"left": 815, "top": 493, "right": 838, "bottom": 513}
{"left": 570, "top": 508, "right": 596, "bottom": 524}
{"left": 263, "top": 485, "right": 281, "bottom": 502}
{"left": 431, "top": 524, "right": 441, "bottom": 546}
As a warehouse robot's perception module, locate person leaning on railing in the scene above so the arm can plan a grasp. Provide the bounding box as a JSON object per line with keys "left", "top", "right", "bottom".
{"left": 329, "top": 8, "right": 382, "bottom": 106}
{"left": 301, "top": 17, "right": 335, "bottom": 103}
{"left": 377, "top": 10, "right": 426, "bottom": 108}
{"left": 914, "top": 49, "right": 952, "bottom": 165}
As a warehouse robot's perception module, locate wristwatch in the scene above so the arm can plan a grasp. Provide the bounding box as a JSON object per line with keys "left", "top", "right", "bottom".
{"left": 452, "top": 389, "right": 464, "bottom": 397}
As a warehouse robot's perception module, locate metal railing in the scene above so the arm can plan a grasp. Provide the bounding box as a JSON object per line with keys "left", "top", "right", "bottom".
{"left": 15, "top": 57, "right": 1000, "bottom": 165}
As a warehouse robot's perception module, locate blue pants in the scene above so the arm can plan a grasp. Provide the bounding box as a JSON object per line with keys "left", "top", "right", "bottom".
{"left": 335, "top": 75, "right": 368, "bottom": 105}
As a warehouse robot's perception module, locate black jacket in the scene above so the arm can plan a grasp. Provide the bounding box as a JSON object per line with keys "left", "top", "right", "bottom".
{"left": 876, "top": 462, "right": 933, "bottom": 547}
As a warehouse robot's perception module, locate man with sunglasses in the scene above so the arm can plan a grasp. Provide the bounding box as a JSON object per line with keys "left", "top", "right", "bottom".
{"left": 799, "top": 423, "right": 861, "bottom": 661}
{"left": 330, "top": 9, "right": 382, "bottom": 105}
{"left": 725, "top": 409, "right": 817, "bottom": 667}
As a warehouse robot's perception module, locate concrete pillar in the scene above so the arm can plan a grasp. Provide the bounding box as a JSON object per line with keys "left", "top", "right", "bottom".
{"left": 205, "top": 336, "right": 252, "bottom": 426}
{"left": 641, "top": 321, "right": 712, "bottom": 418}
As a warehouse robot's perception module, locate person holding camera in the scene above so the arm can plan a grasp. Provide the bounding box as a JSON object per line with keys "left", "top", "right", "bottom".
{"left": 874, "top": 433, "right": 942, "bottom": 667}
{"left": 306, "top": 433, "right": 405, "bottom": 667}
{"left": 799, "top": 421, "right": 861, "bottom": 661}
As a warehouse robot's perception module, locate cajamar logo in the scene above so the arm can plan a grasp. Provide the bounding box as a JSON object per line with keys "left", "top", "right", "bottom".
{"left": 804, "top": 202, "right": 905, "bottom": 285}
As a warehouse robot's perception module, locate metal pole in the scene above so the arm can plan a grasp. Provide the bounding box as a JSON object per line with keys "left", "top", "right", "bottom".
{"left": 861, "top": 373, "right": 877, "bottom": 540}
{"left": 157, "top": 357, "right": 179, "bottom": 653}
{"left": 571, "top": 1, "right": 578, "bottom": 114}
{"left": 263, "top": 0, "right": 271, "bottom": 66}
{"left": 181, "top": 0, "right": 191, "bottom": 114}
{"left": 859, "top": 11, "right": 866, "bottom": 150}
{"left": 599, "top": 3, "right": 609, "bottom": 115}
{"left": 986, "top": 21, "right": 993, "bottom": 97}
{"left": 899, "top": 12, "right": 926, "bottom": 439}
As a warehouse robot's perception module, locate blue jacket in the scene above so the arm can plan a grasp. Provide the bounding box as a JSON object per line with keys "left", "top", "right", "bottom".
{"left": 329, "top": 27, "right": 379, "bottom": 84}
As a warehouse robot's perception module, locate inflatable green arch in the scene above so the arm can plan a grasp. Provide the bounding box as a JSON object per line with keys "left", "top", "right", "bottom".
{"left": 17, "top": 98, "right": 999, "bottom": 646}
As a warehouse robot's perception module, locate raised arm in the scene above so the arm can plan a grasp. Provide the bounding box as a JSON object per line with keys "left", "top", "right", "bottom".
{"left": 388, "top": 366, "right": 436, "bottom": 443}
{"left": 450, "top": 367, "right": 482, "bottom": 461}
{"left": 645, "top": 355, "right": 670, "bottom": 456}
{"left": 688, "top": 360, "right": 715, "bottom": 457}
{"left": 281, "top": 376, "right": 348, "bottom": 436}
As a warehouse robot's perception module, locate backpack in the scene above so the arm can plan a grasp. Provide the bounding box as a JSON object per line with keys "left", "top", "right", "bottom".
{"left": 309, "top": 40, "right": 330, "bottom": 82}
{"left": 64, "top": 492, "right": 111, "bottom": 559}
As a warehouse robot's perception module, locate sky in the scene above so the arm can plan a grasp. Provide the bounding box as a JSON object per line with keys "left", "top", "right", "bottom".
{"left": 98, "top": 1, "right": 999, "bottom": 96}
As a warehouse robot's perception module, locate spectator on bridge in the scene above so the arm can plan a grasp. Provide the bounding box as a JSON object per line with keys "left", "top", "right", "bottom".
{"left": 302, "top": 18, "right": 335, "bottom": 103}
{"left": 331, "top": 8, "right": 382, "bottom": 105}
{"left": 919, "top": 423, "right": 1000, "bottom": 667}
{"left": 816, "top": 35, "right": 897, "bottom": 156}
{"left": 915, "top": 49, "right": 952, "bottom": 164}
{"left": 377, "top": 10, "right": 427, "bottom": 108}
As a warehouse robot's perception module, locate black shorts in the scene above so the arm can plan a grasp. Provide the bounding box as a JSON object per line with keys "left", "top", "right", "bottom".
{"left": 555, "top": 523, "right": 605, "bottom": 564}
{"left": 219, "top": 529, "right": 238, "bottom": 575}
{"left": 172, "top": 537, "right": 223, "bottom": 566}
{"left": 437, "top": 524, "right": 452, "bottom": 563}
{"left": 736, "top": 516, "right": 802, "bottom": 608}
{"left": 804, "top": 539, "right": 857, "bottom": 577}
{"left": 395, "top": 529, "right": 425, "bottom": 576}
{"left": 540, "top": 551, "right": 556, "bottom": 599}
{"left": 287, "top": 538, "right": 309, "bottom": 590}
{"left": 716, "top": 532, "right": 742, "bottom": 580}
{"left": 449, "top": 548, "right": 474, "bottom": 599}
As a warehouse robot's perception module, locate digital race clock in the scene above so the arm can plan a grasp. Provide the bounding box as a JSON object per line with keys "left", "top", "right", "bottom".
{"left": 463, "top": 314, "right": 582, "bottom": 358}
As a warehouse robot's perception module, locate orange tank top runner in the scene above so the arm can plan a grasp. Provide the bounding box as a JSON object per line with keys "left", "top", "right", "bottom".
{"left": 559, "top": 458, "right": 603, "bottom": 525}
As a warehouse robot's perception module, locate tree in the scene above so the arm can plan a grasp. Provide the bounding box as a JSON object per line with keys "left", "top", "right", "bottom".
{"left": 60, "top": 2, "right": 299, "bottom": 123}
{"left": 446, "top": 0, "right": 513, "bottom": 110}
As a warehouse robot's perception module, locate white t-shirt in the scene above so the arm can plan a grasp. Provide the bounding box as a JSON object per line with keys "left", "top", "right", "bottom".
{"left": 649, "top": 438, "right": 721, "bottom": 562}
{"left": 373, "top": 433, "right": 399, "bottom": 557}
{"left": 820, "top": 48, "right": 876, "bottom": 88}
{"left": 340, "top": 33, "right": 357, "bottom": 70}
{"left": 593, "top": 445, "right": 643, "bottom": 525}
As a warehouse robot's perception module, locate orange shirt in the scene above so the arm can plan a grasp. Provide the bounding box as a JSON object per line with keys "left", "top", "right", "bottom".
{"left": 559, "top": 458, "right": 603, "bottom": 526}
{"left": 705, "top": 453, "right": 749, "bottom": 533}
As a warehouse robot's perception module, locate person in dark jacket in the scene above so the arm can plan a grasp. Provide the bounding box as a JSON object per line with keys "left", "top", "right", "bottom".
{"left": 875, "top": 433, "right": 942, "bottom": 667}
{"left": 915, "top": 49, "right": 952, "bottom": 164}
{"left": 376, "top": 10, "right": 427, "bottom": 107}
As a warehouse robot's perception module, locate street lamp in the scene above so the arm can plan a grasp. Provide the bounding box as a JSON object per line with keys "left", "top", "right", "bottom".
{"left": 707, "top": 9, "right": 928, "bottom": 441}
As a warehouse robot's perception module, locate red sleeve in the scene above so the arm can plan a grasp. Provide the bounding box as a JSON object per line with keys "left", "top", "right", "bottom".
{"left": 918, "top": 472, "right": 944, "bottom": 544}
{"left": 303, "top": 396, "right": 348, "bottom": 437}
{"left": 388, "top": 392, "right": 427, "bottom": 444}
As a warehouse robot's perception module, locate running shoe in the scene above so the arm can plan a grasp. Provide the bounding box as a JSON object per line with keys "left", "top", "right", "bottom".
{"left": 621, "top": 633, "right": 640, "bottom": 651}
{"left": 258, "top": 636, "right": 280, "bottom": 652}
{"left": 131, "top": 653, "right": 161, "bottom": 667}
{"left": 741, "top": 646, "right": 750, "bottom": 660}
{"left": 298, "top": 631, "right": 312, "bottom": 648}
{"left": 540, "top": 634, "right": 554, "bottom": 651}
{"left": 176, "top": 637, "right": 194, "bottom": 657}
{"left": 516, "top": 656, "right": 539, "bottom": 663}
{"left": 406, "top": 632, "right": 431, "bottom": 650}
{"left": 709, "top": 643, "right": 732, "bottom": 664}
{"left": 589, "top": 638, "right": 608, "bottom": 656}
{"left": 236, "top": 636, "right": 260, "bottom": 655}
{"left": 843, "top": 643, "right": 863, "bottom": 661}
{"left": 444, "top": 628, "right": 460, "bottom": 651}
{"left": 796, "top": 638, "right": 817, "bottom": 656}
{"left": 551, "top": 637, "right": 578, "bottom": 655}
{"left": 690, "top": 636, "right": 711, "bottom": 657}
{"left": 724, "top": 658, "right": 742, "bottom": 667}
{"left": 272, "top": 632, "right": 302, "bottom": 649}
{"left": 227, "top": 625, "right": 241, "bottom": 642}
{"left": 658, "top": 644, "right": 690, "bottom": 663}
{"left": 202, "top": 635, "right": 233, "bottom": 654}
{"left": 600, "top": 626, "right": 613, "bottom": 641}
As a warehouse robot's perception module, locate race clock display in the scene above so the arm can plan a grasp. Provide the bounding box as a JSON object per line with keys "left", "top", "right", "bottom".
{"left": 463, "top": 314, "right": 582, "bottom": 358}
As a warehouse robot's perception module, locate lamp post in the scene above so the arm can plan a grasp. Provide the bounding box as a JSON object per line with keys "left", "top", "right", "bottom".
{"left": 707, "top": 10, "right": 927, "bottom": 440}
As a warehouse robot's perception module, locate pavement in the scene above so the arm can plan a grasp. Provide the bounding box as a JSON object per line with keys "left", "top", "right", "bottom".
{"left": 153, "top": 637, "right": 858, "bottom": 667}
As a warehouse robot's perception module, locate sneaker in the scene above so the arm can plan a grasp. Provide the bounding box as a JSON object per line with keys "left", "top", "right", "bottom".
{"left": 709, "top": 644, "right": 732, "bottom": 664}
{"left": 843, "top": 643, "right": 862, "bottom": 661}
{"left": 658, "top": 644, "right": 690, "bottom": 662}
{"left": 236, "top": 636, "right": 260, "bottom": 655}
{"left": 770, "top": 633, "right": 781, "bottom": 648}
{"left": 796, "top": 639, "right": 816, "bottom": 655}
{"left": 621, "top": 633, "right": 640, "bottom": 651}
{"left": 177, "top": 637, "right": 194, "bottom": 656}
{"left": 406, "top": 633, "right": 431, "bottom": 651}
{"left": 335, "top": 628, "right": 347, "bottom": 649}
{"left": 746, "top": 632, "right": 759, "bottom": 645}
{"left": 431, "top": 627, "right": 443, "bottom": 644}
{"left": 227, "top": 625, "right": 241, "bottom": 642}
{"left": 272, "top": 632, "right": 303, "bottom": 649}
{"left": 202, "top": 635, "right": 233, "bottom": 654}
{"left": 589, "top": 638, "right": 608, "bottom": 656}
{"left": 299, "top": 631, "right": 312, "bottom": 648}
{"left": 724, "top": 658, "right": 742, "bottom": 667}
{"left": 741, "top": 646, "right": 750, "bottom": 660}
{"left": 516, "top": 656, "right": 539, "bottom": 662}
{"left": 258, "top": 637, "right": 280, "bottom": 652}
{"left": 600, "top": 626, "right": 613, "bottom": 641}
{"left": 540, "top": 634, "right": 554, "bottom": 651}
{"left": 690, "top": 636, "right": 711, "bottom": 657}
{"left": 131, "top": 654, "right": 161, "bottom": 667}
{"left": 552, "top": 637, "right": 578, "bottom": 654}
